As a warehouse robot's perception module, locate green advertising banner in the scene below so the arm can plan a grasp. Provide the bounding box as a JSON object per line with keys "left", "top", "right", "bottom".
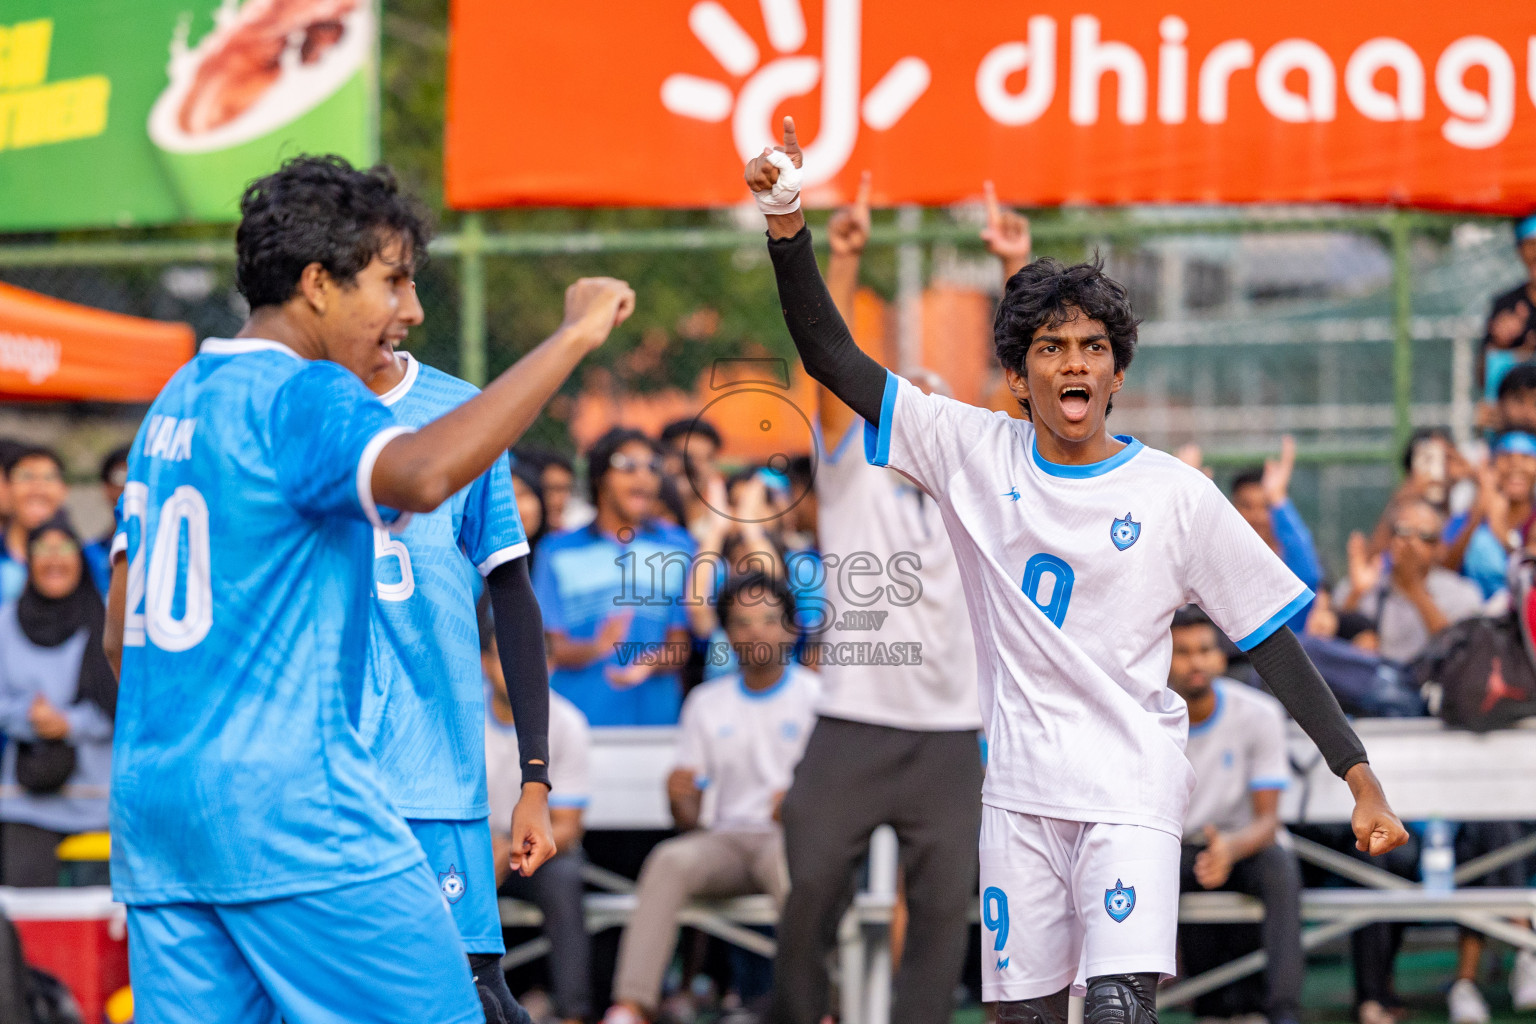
{"left": 0, "top": 0, "right": 377, "bottom": 232}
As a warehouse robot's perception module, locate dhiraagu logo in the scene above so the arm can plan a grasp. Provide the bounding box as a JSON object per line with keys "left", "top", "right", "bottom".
{"left": 0, "top": 19, "right": 111, "bottom": 152}
{"left": 661, "top": 0, "right": 931, "bottom": 187}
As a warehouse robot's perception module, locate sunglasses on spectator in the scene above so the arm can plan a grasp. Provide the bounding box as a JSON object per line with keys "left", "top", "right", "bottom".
{"left": 30, "top": 538, "right": 79, "bottom": 559}
{"left": 609, "top": 452, "right": 664, "bottom": 475}
{"left": 1391, "top": 525, "right": 1439, "bottom": 543}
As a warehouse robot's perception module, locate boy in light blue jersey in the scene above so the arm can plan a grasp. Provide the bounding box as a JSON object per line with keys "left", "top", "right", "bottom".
{"left": 104, "top": 156, "right": 635, "bottom": 1024}
{"left": 362, "top": 338, "right": 555, "bottom": 1020}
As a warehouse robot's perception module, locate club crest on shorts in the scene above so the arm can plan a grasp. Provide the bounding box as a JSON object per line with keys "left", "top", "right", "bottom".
{"left": 1105, "top": 879, "right": 1136, "bottom": 922}
{"left": 439, "top": 865, "right": 467, "bottom": 904}
{"left": 1110, "top": 513, "right": 1141, "bottom": 551}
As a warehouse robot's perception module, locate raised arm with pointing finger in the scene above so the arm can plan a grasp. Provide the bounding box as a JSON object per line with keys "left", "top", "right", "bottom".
{"left": 744, "top": 118, "right": 889, "bottom": 427}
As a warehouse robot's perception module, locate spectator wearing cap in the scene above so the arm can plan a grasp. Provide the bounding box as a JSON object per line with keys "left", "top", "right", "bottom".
{"left": 82, "top": 445, "right": 131, "bottom": 596}
{"left": 1444, "top": 432, "right": 1536, "bottom": 599}
{"left": 0, "top": 514, "right": 116, "bottom": 886}
{"left": 1479, "top": 213, "right": 1536, "bottom": 405}
{"left": 0, "top": 447, "right": 68, "bottom": 605}
{"left": 604, "top": 573, "right": 818, "bottom": 1024}
{"left": 483, "top": 602, "right": 594, "bottom": 1024}
{"left": 1337, "top": 500, "right": 1485, "bottom": 664}
{"left": 1169, "top": 607, "right": 1304, "bottom": 1024}
{"left": 532, "top": 429, "right": 697, "bottom": 726}
{"left": 1229, "top": 438, "right": 1323, "bottom": 634}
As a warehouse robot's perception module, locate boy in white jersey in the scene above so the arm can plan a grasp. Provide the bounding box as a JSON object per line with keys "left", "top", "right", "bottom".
{"left": 742, "top": 120, "right": 1408, "bottom": 1024}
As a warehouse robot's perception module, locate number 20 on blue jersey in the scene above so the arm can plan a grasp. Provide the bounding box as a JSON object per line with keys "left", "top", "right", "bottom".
{"left": 120, "top": 482, "right": 214, "bottom": 651}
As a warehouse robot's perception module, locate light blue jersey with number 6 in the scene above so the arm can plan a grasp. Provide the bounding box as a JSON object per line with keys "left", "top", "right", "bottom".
{"left": 110, "top": 338, "right": 423, "bottom": 906}
{"left": 360, "top": 353, "right": 528, "bottom": 820}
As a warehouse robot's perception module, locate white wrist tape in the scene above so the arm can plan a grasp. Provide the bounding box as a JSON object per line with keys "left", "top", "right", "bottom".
{"left": 753, "top": 149, "right": 802, "bottom": 215}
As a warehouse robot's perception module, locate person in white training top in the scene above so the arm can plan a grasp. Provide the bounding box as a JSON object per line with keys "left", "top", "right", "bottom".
{"left": 770, "top": 172, "right": 1022, "bottom": 1024}
{"left": 743, "top": 118, "right": 1407, "bottom": 1024}
{"left": 606, "top": 572, "right": 818, "bottom": 1024}
{"left": 1170, "top": 607, "right": 1303, "bottom": 1024}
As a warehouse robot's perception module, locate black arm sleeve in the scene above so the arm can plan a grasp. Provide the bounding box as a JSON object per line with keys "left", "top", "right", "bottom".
{"left": 767, "top": 226, "right": 890, "bottom": 425}
{"left": 1247, "top": 626, "right": 1368, "bottom": 778}
{"left": 487, "top": 558, "right": 551, "bottom": 790}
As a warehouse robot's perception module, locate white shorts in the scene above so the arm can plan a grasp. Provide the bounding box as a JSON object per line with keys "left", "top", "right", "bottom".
{"left": 979, "top": 806, "right": 1180, "bottom": 1002}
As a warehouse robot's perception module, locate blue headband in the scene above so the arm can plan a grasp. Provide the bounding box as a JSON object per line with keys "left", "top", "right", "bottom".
{"left": 1494, "top": 431, "right": 1536, "bottom": 456}
{"left": 1517, "top": 215, "right": 1536, "bottom": 243}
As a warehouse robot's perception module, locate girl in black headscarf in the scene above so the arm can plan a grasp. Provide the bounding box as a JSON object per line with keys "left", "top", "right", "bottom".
{"left": 0, "top": 513, "right": 117, "bottom": 886}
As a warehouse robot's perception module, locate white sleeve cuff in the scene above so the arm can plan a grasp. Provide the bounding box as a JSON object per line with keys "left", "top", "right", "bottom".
{"left": 477, "top": 541, "right": 532, "bottom": 577}
{"left": 357, "top": 425, "right": 416, "bottom": 534}
{"left": 109, "top": 532, "right": 127, "bottom": 562}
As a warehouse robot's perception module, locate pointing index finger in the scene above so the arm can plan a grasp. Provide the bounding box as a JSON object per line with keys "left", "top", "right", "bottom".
{"left": 854, "top": 170, "right": 873, "bottom": 214}
{"left": 983, "top": 180, "right": 1001, "bottom": 226}
{"left": 782, "top": 115, "right": 799, "bottom": 153}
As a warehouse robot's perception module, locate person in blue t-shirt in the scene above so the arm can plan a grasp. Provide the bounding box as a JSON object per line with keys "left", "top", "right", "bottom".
{"left": 533, "top": 429, "right": 696, "bottom": 726}
{"left": 1444, "top": 431, "right": 1536, "bottom": 599}
{"left": 102, "top": 155, "right": 634, "bottom": 1024}
{"left": 1229, "top": 438, "right": 1324, "bottom": 634}
{"left": 361, "top": 315, "right": 552, "bottom": 1020}
{"left": 0, "top": 447, "right": 68, "bottom": 606}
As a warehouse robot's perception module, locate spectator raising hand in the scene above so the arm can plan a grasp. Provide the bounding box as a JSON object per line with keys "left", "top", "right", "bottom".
{"left": 981, "top": 180, "right": 1032, "bottom": 280}
{"left": 1262, "top": 435, "right": 1296, "bottom": 509}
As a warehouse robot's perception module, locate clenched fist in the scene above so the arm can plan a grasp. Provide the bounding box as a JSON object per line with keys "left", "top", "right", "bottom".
{"left": 561, "top": 277, "right": 636, "bottom": 351}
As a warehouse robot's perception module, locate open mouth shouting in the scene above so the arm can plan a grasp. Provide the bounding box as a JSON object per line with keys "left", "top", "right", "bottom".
{"left": 1059, "top": 383, "right": 1092, "bottom": 423}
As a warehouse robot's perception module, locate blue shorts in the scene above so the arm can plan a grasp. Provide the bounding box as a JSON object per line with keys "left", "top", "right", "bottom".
{"left": 408, "top": 817, "right": 504, "bottom": 955}
{"left": 126, "top": 861, "right": 480, "bottom": 1024}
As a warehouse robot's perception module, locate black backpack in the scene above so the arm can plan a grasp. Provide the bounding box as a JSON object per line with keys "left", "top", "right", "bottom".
{"left": 1413, "top": 612, "right": 1536, "bottom": 731}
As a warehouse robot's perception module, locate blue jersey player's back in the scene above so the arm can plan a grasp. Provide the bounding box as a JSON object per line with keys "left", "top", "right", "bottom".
{"left": 111, "top": 338, "right": 422, "bottom": 905}
{"left": 361, "top": 353, "right": 528, "bottom": 819}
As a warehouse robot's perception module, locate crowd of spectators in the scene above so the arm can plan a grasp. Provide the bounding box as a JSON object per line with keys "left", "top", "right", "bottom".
{"left": 1, "top": 216, "right": 1535, "bottom": 1023}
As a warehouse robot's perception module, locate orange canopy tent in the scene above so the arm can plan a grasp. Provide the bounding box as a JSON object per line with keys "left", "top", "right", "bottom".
{"left": 0, "top": 281, "right": 194, "bottom": 402}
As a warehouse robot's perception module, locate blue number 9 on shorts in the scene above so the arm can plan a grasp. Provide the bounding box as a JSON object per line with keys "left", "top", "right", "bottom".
{"left": 982, "top": 886, "right": 1010, "bottom": 951}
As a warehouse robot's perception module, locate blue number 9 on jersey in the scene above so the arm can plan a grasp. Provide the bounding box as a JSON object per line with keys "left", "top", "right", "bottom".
{"left": 982, "top": 886, "right": 1009, "bottom": 951}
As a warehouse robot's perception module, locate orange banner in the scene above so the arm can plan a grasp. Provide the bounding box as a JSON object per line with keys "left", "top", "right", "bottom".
{"left": 447, "top": 0, "right": 1536, "bottom": 212}
{"left": 0, "top": 282, "right": 194, "bottom": 402}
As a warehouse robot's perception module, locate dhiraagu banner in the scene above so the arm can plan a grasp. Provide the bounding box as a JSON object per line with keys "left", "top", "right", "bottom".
{"left": 0, "top": 0, "right": 377, "bottom": 231}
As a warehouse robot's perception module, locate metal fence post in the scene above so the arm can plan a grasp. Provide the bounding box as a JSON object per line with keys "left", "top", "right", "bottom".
{"left": 1391, "top": 212, "right": 1414, "bottom": 464}
{"left": 459, "top": 212, "right": 488, "bottom": 387}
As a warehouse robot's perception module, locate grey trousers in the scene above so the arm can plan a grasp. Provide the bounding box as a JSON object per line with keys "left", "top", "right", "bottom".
{"left": 1179, "top": 842, "right": 1304, "bottom": 1020}
{"left": 613, "top": 828, "right": 788, "bottom": 1012}
{"left": 771, "top": 716, "right": 984, "bottom": 1024}
{"left": 500, "top": 850, "right": 593, "bottom": 1021}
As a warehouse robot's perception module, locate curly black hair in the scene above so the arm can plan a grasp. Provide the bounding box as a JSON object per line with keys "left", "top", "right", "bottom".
{"left": 235, "top": 155, "right": 432, "bottom": 310}
{"left": 584, "top": 427, "right": 659, "bottom": 505}
{"left": 993, "top": 255, "right": 1140, "bottom": 418}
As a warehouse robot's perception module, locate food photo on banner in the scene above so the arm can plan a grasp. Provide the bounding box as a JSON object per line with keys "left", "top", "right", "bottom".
{"left": 446, "top": 0, "right": 1536, "bottom": 211}
{"left": 0, "top": 0, "right": 378, "bottom": 230}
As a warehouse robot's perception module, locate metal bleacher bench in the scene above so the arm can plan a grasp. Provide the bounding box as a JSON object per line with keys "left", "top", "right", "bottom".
{"left": 502, "top": 719, "right": 1536, "bottom": 1023}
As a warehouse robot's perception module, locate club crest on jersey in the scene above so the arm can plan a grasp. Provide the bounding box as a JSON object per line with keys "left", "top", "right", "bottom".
{"left": 1105, "top": 879, "right": 1136, "bottom": 922}
{"left": 1110, "top": 513, "right": 1141, "bottom": 551}
{"left": 439, "top": 865, "right": 467, "bottom": 904}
